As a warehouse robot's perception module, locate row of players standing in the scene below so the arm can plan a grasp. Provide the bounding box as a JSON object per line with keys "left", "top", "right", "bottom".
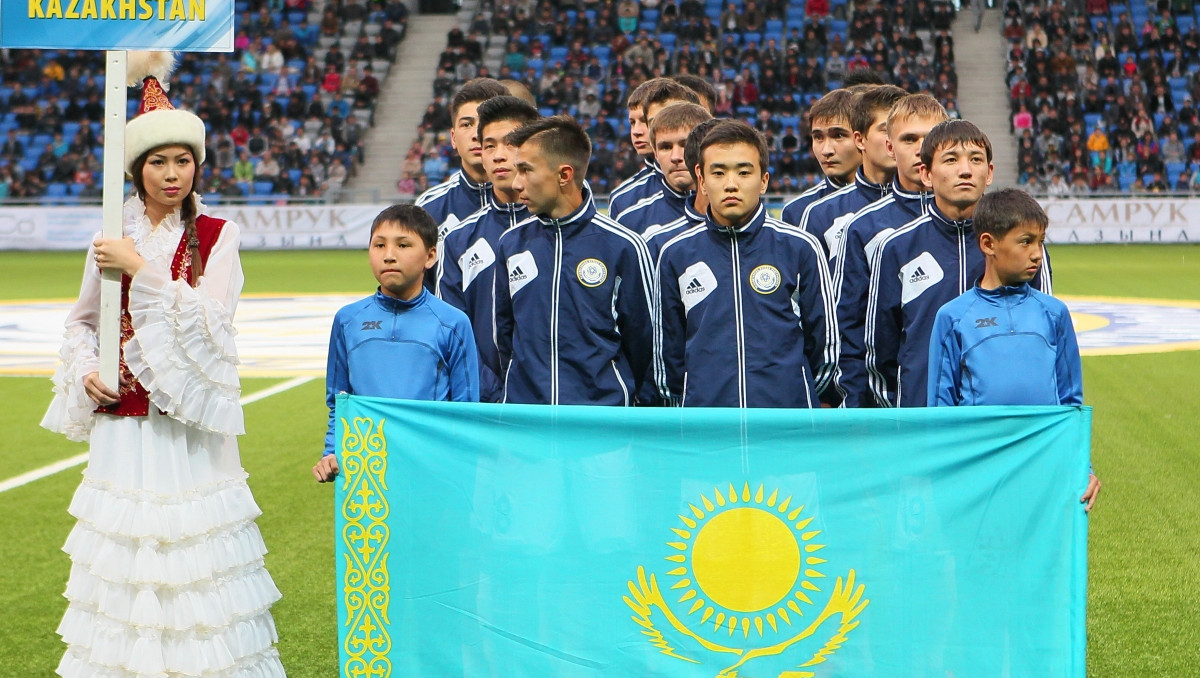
{"left": 407, "top": 75, "right": 1056, "bottom": 411}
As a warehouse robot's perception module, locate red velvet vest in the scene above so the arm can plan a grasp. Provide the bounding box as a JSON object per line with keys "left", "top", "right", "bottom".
{"left": 97, "top": 215, "right": 226, "bottom": 417}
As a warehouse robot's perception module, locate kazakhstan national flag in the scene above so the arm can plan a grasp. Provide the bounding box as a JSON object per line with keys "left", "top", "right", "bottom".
{"left": 335, "top": 395, "right": 1090, "bottom": 678}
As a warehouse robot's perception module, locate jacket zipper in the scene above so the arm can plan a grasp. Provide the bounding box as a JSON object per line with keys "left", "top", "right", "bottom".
{"left": 731, "top": 237, "right": 747, "bottom": 408}
{"left": 551, "top": 228, "right": 562, "bottom": 404}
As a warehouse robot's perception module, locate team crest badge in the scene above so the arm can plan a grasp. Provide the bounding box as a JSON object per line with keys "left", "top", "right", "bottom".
{"left": 625, "top": 483, "right": 868, "bottom": 677}
{"left": 750, "top": 265, "right": 782, "bottom": 294}
{"left": 577, "top": 258, "right": 608, "bottom": 287}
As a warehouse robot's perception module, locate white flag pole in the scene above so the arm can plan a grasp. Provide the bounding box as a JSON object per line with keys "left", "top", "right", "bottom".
{"left": 99, "top": 50, "right": 127, "bottom": 391}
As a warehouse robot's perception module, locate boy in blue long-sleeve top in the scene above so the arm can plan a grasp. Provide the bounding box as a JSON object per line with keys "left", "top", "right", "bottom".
{"left": 865, "top": 120, "right": 1053, "bottom": 408}
{"left": 927, "top": 188, "right": 1100, "bottom": 510}
{"left": 314, "top": 205, "right": 479, "bottom": 481}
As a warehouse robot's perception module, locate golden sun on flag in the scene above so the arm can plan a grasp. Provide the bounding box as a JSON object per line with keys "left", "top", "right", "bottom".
{"left": 665, "top": 483, "right": 827, "bottom": 639}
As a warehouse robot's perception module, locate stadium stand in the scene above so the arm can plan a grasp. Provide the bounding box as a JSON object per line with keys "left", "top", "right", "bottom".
{"left": 0, "top": 0, "right": 408, "bottom": 204}
{"left": 425, "top": 0, "right": 963, "bottom": 195}
{"left": 1004, "top": 0, "right": 1200, "bottom": 194}
{"left": 1, "top": 0, "right": 988, "bottom": 202}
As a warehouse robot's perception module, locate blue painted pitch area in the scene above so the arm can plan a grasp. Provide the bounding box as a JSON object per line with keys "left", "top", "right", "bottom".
{"left": 2, "top": 295, "right": 1198, "bottom": 376}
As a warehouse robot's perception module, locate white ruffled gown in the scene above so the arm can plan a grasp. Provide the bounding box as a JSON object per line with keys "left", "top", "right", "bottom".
{"left": 42, "top": 197, "right": 287, "bottom": 677}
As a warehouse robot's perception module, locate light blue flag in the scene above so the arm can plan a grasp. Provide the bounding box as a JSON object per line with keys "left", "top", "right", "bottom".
{"left": 335, "top": 396, "right": 1090, "bottom": 678}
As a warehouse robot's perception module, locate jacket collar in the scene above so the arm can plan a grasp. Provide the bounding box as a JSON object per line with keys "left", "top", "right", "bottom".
{"left": 535, "top": 184, "right": 596, "bottom": 230}
{"left": 488, "top": 190, "right": 526, "bottom": 215}
{"left": 854, "top": 167, "right": 891, "bottom": 202}
{"left": 683, "top": 195, "right": 705, "bottom": 223}
{"left": 891, "top": 177, "right": 932, "bottom": 215}
{"left": 657, "top": 172, "right": 691, "bottom": 200}
{"left": 705, "top": 202, "right": 766, "bottom": 239}
{"left": 974, "top": 281, "right": 1033, "bottom": 304}
{"left": 458, "top": 169, "right": 491, "bottom": 195}
{"left": 928, "top": 202, "right": 973, "bottom": 235}
{"left": 374, "top": 286, "right": 428, "bottom": 312}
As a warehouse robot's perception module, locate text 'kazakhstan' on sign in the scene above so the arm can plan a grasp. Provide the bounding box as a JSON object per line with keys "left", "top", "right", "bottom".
{"left": 1, "top": 0, "right": 232, "bottom": 51}
{"left": 26, "top": 0, "right": 205, "bottom": 20}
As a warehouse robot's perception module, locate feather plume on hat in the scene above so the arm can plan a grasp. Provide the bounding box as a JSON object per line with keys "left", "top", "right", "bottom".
{"left": 124, "top": 51, "right": 206, "bottom": 175}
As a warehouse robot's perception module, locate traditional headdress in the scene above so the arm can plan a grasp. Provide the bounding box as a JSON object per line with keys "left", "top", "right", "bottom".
{"left": 123, "top": 51, "right": 207, "bottom": 175}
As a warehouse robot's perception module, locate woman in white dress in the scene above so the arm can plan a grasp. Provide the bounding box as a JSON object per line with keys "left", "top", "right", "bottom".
{"left": 41, "top": 54, "right": 287, "bottom": 677}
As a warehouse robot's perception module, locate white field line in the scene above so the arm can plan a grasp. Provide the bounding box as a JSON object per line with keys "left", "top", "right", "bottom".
{"left": 0, "top": 375, "right": 315, "bottom": 495}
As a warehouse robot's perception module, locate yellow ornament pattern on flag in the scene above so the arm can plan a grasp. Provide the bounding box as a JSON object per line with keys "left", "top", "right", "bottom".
{"left": 625, "top": 482, "right": 869, "bottom": 677}
{"left": 341, "top": 416, "right": 392, "bottom": 678}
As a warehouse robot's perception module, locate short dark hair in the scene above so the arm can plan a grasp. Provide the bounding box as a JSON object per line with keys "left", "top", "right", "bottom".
{"left": 642, "top": 81, "right": 701, "bottom": 118}
{"left": 649, "top": 102, "right": 712, "bottom": 147}
{"left": 850, "top": 84, "right": 908, "bottom": 135}
{"left": 508, "top": 115, "right": 592, "bottom": 185}
{"left": 450, "top": 78, "right": 509, "bottom": 120}
{"left": 698, "top": 119, "right": 769, "bottom": 176}
{"left": 843, "top": 68, "right": 886, "bottom": 88}
{"left": 920, "top": 119, "right": 993, "bottom": 168}
{"left": 370, "top": 204, "right": 438, "bottom": 249}
{"left": 670, "top": 74, "right": 717, "bottom": 114}
{"left": 477, "top": 95, "right": 541, "bottom": 140}
{"left": 684, "top": 118, "right": 722, "bottom": 184}
{"left": 808, "top": 89, "right": 856, "bottom": 127}
{"left": 627, "top": 77, "right": 699, "bottom": 112}
{"left": 972, "top": 188, "right": 1048, "bottom": 243}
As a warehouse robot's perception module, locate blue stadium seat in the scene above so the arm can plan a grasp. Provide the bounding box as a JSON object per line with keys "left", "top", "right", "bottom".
{"left": 69, "top": 182, "right": 86, "bottom": 195}
{"left": 549, "top": 46, "right": 569, "bottom": 63}
{"left": 1154, "top": 112, "right": 1165, "bottom": 129}
{"left": 46, "top": 182, "right": 69, "bottom": 198}
{"left": 659, "top": 33, "right": 677, "bottom": 49}
{"left": 1083, "top": 113, "right": 1103, "bottom": 130}
{"left": 765, "top": 19, "right": 783, "bottom": 36}
{"left": 638, "top": 20, "right": 658, "bottom": 32}
{"left": 642, "top": 9, "right": 659, "bottom": 22}
{"left": 1166, "top": 162, "right": 1186, "bottom": 182}
{"left": 253, "top": 181, "right": 275, "bottom": 195}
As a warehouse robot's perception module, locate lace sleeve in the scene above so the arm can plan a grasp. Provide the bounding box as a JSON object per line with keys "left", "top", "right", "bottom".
{"left": 124, "top": 219, "right": 246, "bottom": 435}
{"left": 41, "top": 244, "right": 103, "bottom": 442}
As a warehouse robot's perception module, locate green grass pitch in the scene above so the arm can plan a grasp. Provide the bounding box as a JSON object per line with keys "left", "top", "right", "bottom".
{"left": 1, "top": 245, "right": 1197, "bottom": 676}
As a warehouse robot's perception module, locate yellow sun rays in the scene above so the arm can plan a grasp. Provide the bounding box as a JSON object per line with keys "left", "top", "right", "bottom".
{"left": 664, "top": 483, "right": 827, "bottom": 639}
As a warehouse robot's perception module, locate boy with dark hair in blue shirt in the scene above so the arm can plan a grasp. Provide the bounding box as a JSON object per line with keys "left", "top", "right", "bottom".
{"left": 865, "top": 120, "right": 1053, "bottom": 408}
{"left": 927, "top": 188, "right": 1100, "bottom": 510}
{"left": 314, "top": 204, "right": 479, "bottom": 482}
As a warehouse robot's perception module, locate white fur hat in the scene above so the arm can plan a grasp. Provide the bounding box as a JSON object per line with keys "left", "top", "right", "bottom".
{"left": 124, "top": 52, "right": 206, "bottom": 175}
